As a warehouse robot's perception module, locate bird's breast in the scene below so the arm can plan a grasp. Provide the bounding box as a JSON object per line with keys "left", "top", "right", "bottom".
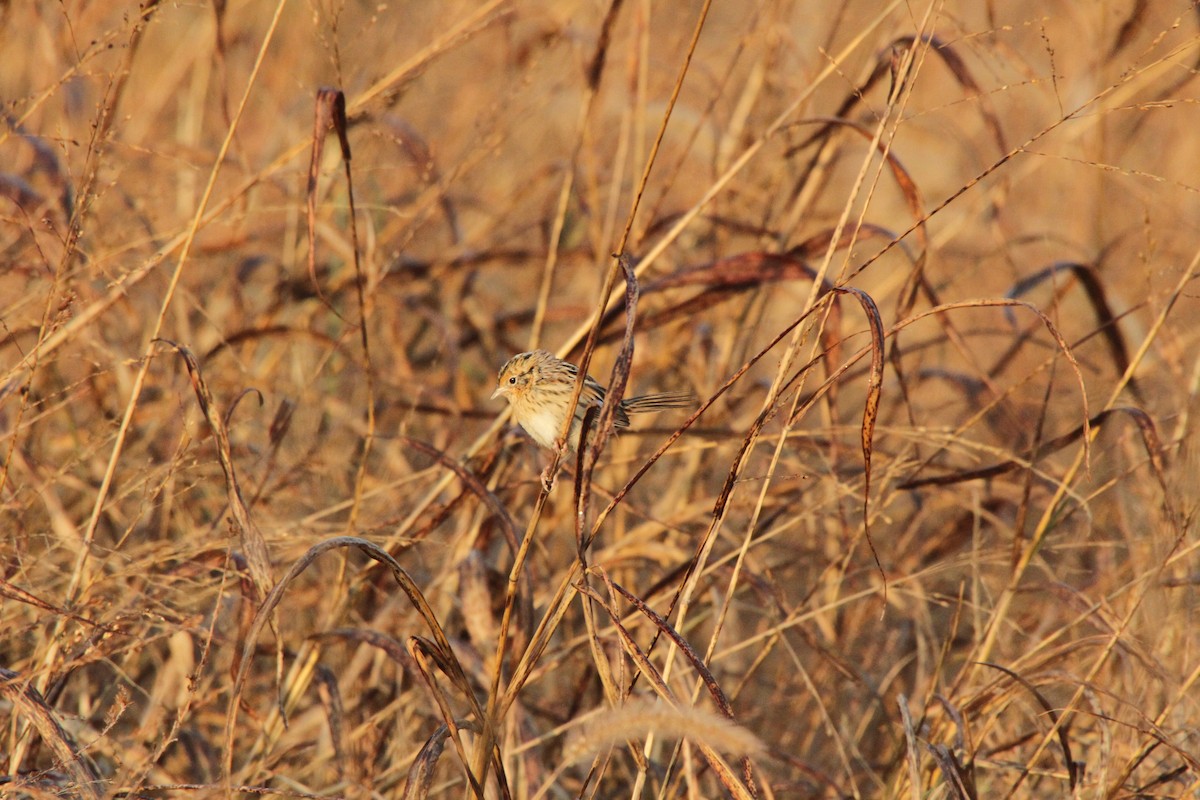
{"left": 516, "top": 404, "right": 567, "bottom": 450}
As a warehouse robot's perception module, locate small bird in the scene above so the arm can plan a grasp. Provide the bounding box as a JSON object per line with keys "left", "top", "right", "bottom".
{"left": 491, "top": 350, "right": 691, "bottom": 452}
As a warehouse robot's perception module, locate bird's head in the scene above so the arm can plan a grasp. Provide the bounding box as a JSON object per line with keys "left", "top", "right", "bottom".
{"left": 491, "top": 350, "right": 552, "bottom": 403}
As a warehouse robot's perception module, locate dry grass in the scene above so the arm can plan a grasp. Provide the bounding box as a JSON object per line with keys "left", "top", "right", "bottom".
{"left": 2, "top": 1, "right": 1200, "bottom": 797}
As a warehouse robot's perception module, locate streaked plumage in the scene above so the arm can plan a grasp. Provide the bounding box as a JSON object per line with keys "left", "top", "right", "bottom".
{"left": 491, "top": 350, "right": 690, "bottom": 451}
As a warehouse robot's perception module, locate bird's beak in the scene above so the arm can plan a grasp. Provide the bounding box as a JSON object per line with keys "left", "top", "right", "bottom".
{"left": 490, "top": 386, "right": 505, "bottom": 400}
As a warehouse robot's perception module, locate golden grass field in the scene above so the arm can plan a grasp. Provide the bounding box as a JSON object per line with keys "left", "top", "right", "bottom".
{"left": 3, "top": 1, "right": 1200, "bottom": 797}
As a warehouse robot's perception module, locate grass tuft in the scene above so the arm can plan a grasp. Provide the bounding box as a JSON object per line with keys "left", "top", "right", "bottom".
{"left": 2, "top": 1, "right": 1199, "bottom": 797}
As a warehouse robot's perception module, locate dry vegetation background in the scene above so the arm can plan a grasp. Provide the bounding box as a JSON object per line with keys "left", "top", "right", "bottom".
{"left": 2, "top": 0, "right": 1200, "bottom": 798}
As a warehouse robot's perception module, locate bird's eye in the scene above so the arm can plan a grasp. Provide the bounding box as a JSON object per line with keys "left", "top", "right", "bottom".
{"left": 508, "top": 376, "right": 517, "bottom": 385}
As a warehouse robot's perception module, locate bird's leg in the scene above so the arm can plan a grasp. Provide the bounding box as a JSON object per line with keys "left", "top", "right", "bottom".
{"left": 540, "top": 437, "right": 569, "bottom": 492}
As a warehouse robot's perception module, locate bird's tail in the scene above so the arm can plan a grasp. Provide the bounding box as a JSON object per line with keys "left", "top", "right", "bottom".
{"left": 624, "top": 391, "right": 693, "bottom": 414}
